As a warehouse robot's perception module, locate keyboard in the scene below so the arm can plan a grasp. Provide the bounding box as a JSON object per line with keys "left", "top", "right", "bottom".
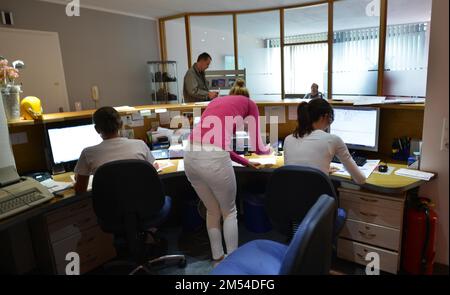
{"left": 332, "top": 155, "right": 367, "bottom": 167}
{"left": 0, "top": 178, "right": 54, "bottom": 221}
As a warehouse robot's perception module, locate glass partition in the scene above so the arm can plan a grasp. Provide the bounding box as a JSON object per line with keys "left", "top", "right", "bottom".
{"left": 190, "top": 15, "right": 234, "bottom": 71}
{"left": 284, "top": 4, "right": 328, "bottom": 97}
{"left": 165, "top": 18, "right": 188, "bottom": 101}
{"left": 237, "top": 11, "right": 281, "bottom": 101}
{"left": 333, "top": 0, "right": 380, "bottom": 96}
{"left": 383, "top": 0, "right": 432, "bottom": 97}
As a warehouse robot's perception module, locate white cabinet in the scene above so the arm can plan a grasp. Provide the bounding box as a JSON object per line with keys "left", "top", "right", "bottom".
{"left": 337, "top": 188, "right": 406, "bottom": 274}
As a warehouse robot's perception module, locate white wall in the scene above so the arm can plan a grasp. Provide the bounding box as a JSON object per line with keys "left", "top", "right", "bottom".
{"left": 420, "top": 0, "right": 449, "bottom": 266}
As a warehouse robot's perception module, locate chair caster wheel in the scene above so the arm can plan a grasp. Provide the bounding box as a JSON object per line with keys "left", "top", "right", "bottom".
{"left": 178, "top": 258, "right": 187, "bottom": 268}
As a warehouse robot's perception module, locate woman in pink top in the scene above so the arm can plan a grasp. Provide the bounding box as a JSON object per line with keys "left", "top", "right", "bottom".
{"left": 184, "top": 80, "right": 270, "bottom": 262}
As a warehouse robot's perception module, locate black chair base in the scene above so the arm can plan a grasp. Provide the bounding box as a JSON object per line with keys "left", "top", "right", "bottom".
{"left": 104, "top": 254, "right": 187, "bottom": 275}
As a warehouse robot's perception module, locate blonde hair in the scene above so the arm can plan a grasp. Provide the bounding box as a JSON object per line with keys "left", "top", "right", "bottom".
{"left": 229, "top": 79, "right": 250, "bottom": 98}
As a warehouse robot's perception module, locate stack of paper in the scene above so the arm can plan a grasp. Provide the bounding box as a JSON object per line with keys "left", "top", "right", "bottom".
{"left": 331, "top": 160, "right": 380, "bottom": 179}
{"left": 42, "top": 178, "right": 73, "bottom": 193}
{"left": 394, "top": 168, "right": 434, "bottom": 181}
{"left": 353, "top": 96, "right": 386, "bottom": 106}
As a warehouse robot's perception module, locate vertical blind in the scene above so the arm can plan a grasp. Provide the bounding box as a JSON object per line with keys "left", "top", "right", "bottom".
{"left": 267, "top": 22, "right": 429, "bottom": 94}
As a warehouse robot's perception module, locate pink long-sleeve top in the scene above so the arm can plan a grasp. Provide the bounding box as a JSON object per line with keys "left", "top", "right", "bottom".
{"left": 189, "top": 95, "right": 270, "bottom": 166}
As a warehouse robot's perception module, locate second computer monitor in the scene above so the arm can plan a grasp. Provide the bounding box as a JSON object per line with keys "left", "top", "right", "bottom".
{"left": 329, "top": 107, "right": 380, "bottom": 152}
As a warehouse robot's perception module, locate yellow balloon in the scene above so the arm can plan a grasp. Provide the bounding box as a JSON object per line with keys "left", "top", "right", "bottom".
{"left": 21, "top": 96, "right": 43, "bottom": 120}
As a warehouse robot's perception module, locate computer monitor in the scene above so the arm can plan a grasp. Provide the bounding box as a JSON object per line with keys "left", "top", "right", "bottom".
{"left": 46, "top": 121, "right": 102, "bottom": 170}
{"left": 329, "top": 107, "right": 380, "bottom": 152}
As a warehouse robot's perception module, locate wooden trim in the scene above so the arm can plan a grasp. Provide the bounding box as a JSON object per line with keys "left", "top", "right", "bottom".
{"left": 377, "top": 0, "right": 388, "bottom": 96}
{"left": 182, "top": 1, "right": 328, "bottom": 17}
{"left": 280, "top": 8, "right": 285, "bottom": 99}
{"left": 284, "top": 40, "right": 328, "bottom": 47}
{"left": 185, "top": 15, "right": 192, "bottom": 68}
{"left": 158, "top": 19, "right": 167, "bottom": 61}
{"left": 327, "top": 0, "right": 334, "bottom": 99}
{"left": 233, "top": 14, "right": 239, "bottom": 70}
{"left": 160, "top": 13, "right": 187, "bottom": 21}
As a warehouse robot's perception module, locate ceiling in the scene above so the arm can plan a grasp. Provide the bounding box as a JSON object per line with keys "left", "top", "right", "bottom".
{"left": 39, "top": 0, "right": 317, "bottom": 19}
{"left": 39, "top": 0, "right": 432, "bottom": 39}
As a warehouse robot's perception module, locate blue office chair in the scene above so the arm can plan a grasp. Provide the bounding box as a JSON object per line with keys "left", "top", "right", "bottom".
{"left": 265, "top": 165, "right": 346, "bottom": 244}
{"left": 211, "top": 195, "right": 335, "bottom": 275}
{"left": 92, "top": 159, "right": 186, "bottom": 274}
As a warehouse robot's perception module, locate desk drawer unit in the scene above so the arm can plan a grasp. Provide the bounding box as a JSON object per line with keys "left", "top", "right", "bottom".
{"left": 337, "top": 238, "right": 399, "bottom": 274}
{"left": 337, "top": 188, "right": 405, "bottom": 274}
{"left": 53, "top": 225, "right": 115, "bottom": 274}
{"left": 37, "top": 199, "right": 116, "bottom": 274}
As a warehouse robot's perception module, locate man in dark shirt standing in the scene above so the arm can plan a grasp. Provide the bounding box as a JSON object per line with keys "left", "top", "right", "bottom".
{"left": 183, "top": 53, "right": 219, "bottom": 102}
{"left": 303, "top": 83, "right": 325, "bottom": 99}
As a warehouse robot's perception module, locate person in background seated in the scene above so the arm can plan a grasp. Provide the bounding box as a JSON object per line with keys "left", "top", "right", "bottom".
{"left": 303, "top": 83, "right": 325, "bottom": 99}
{"left": 283, "top": 99, "right": 365, "bottom": 185}
{"left": 184, "top": 81, "right": 270, "bottom": 264}
{"left": 74, "top": 106, "right": 158, "bottom": 193}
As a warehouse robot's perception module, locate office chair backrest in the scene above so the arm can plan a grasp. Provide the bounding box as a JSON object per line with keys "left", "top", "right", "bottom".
{"left": 92, "top": 159, "right": 165, "bottom": 231}
{"left": 279, "top": 194, "right": 335, "bottom": 275}
{"left": 265, "top": 165, "right": 337, "bottom": 236}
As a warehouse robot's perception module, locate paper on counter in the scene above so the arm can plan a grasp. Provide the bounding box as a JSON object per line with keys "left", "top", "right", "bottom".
{"left": 288, "top": 106, "right": 298, "bottom": 121}
{"left": 265, "top": 106, "right": 286, "bottom": 124}
{"left": 394, "top": 168, "right": 434, "bottom": 181}
{"left": 177, "top": 160, "right": 185, "bottom": 172}
{"left": 159, "top": 111, "right": 171, "bottom": 125}
{"left": 331, "top": 160, "right": 380, "bottom": 179}
{"left": 156, "top": 161, "right": 174, "bottom": 172}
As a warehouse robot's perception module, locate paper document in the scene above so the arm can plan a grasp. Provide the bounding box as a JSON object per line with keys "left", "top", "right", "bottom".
{"left": 70, "top": 175, "right": 93, "bottom": 191}
{"left": 265, "top": 106, "right": 286, "bottom": 124}
{"left": 41, "top": 179, "right": 73, "bottom": 193}
{"left": 394, "top": 168, "right": 434, "bottom": 181}
{"left": 232, "top": 162, "right": 244, "bottom": 167}
{"left": 288, "top": 106, "right": 298, "bottom": 121}
{"left": 249, "top": 157, "right": 277, "bottom": 166}
{"left": 114, "top": 106, "right": 136, "bottom": 112}
{"left": 353, "top": 96, "right": 386, "bottom": 106}
{"left": 177, "top": 160, "right": 185, "bottom": 172}
{"left": 156, "top": 160, "right": 174, "bottom": 172}
{"left": 331, "top": 160, "right": 380, "bottom": 179}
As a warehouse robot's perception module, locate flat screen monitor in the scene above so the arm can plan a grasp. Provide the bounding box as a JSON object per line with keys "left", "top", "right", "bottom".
{"left": 46, "top": 122, "right": 102, "bottom": 167}
{"left": 329, "top": 107, "right": 380, "bottom": 152}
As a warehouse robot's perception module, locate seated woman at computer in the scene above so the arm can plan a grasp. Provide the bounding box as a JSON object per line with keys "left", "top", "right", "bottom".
{"left": 184, "top": 80, "right": 270, "bottom": 263}
{"left": 283, "top": 99, "right": 366, "bottom": 185}
{"left": 74, "top": 107, "right": 158, "bottom": 193}
{"left": 303, "top": 83, "right": 325, "bottom": 99}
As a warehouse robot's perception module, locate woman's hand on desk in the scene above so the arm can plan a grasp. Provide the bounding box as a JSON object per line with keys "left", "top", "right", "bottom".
{"left": 248, "top": 162, "right": 262, "bottom": 169}
{"left": 329, "top": 166, "right": 340, "bottom": 174}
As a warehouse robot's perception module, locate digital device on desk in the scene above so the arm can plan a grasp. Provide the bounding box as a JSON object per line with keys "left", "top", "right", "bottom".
{"left": 151, "top": 149, "right": 169, "bottom": 160}
{"left": 45, "top": 120, "right": 102, "bottom": 173}
{"left": 0, "top": 170, "right": 54, "bottom": 220}
{"left": 329, "top": 107, "right": 380, "bottom": 166}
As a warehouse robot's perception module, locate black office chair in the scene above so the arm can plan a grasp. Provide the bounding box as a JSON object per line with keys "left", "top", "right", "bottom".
{"left": 92, "top": 159, "right": 186, "bottom": 275}
{"left": 265, "top": 165, "right": 346, "bottom": 244}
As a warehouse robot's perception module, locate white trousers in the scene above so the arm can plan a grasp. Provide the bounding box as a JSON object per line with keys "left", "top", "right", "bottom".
{"left": 184, "top": 144, "right": 238, "bottom": 260}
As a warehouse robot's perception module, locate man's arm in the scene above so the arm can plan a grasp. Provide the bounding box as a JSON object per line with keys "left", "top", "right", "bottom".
{"left": 74, "top": 174, "right": 89, "bottom": 194}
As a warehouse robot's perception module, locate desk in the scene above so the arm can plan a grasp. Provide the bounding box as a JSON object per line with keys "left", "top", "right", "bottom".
{"left": 0, "top": 153, "right": 427, "bottom": 274}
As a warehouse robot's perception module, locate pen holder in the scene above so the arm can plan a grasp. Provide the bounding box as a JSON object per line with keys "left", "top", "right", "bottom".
{"left": 391, "top": 137, "right": 411, "bottom": 161}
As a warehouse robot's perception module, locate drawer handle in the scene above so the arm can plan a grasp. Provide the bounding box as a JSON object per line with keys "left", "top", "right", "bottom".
{"left": 358, "top": 230, "right": 377, "bottom": 238}
{"left": 360, "top": 197, "right": 378, "bottom": 203}
{"left": 360, "top": 211, "right": 378, "bottom": 217}
{"left": 356, "top": 253, "right": 365, "bottom": 260}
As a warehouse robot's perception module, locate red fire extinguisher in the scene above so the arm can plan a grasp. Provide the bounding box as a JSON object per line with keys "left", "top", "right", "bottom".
{"left": 402, "top": 197, "right": 438, "bottom": 275}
